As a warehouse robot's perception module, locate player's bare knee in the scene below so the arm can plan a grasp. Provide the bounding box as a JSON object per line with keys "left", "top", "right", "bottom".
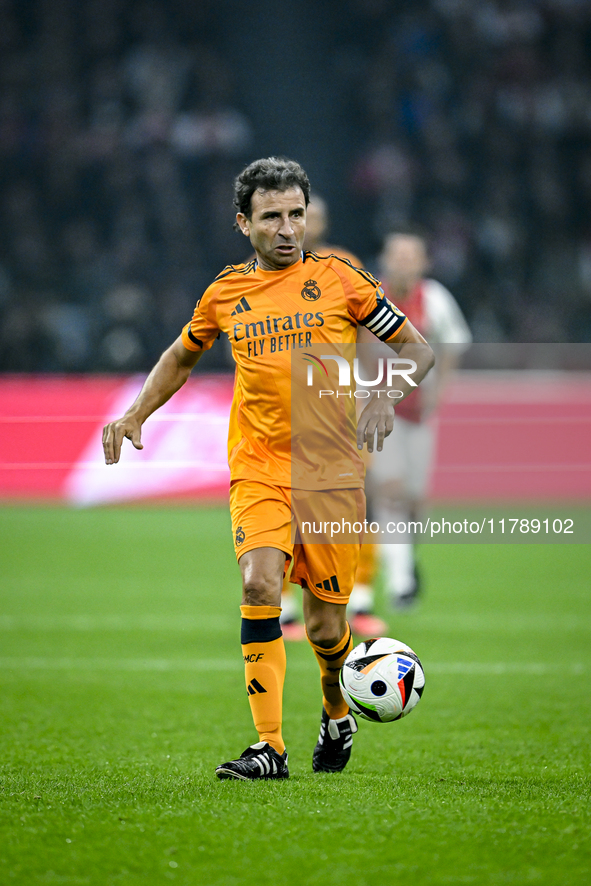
{"left": 305, "top": 614, "right": 345, "bottom": 649}
{"left": 239, "top": 548, "right": 285, "bottom": 606}
{"left": 242, "top": 574, "right": 281, "bottom": 607}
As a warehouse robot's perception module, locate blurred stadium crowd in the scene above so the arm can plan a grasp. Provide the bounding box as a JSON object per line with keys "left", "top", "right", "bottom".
{"left": 1, "top": 0, "right": 591, "bottom": 373}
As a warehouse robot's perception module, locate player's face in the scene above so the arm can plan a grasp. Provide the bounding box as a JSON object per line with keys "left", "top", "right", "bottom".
{"left": 237, "top": 187, "right": 306, "bottom": 271}
{"left": 380, "top": 235, "right": 429, "bottom": 293}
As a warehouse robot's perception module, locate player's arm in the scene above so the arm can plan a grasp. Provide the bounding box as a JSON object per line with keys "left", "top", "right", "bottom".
{"left": 356, "top": 320, "right": 435, "bottom": 453}
{"left": 103, "top": 335, "right": 203, "bottom": 465}
{"left": 338, "top": 261, "right": 435, "bottom": 451}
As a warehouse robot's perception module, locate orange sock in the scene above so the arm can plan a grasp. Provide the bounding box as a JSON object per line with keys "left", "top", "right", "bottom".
{"left": 307, "top": 623, "right": 354, "bottom": 720}
{"left": 240, "top": 605, "right": 286, "bottom": 754}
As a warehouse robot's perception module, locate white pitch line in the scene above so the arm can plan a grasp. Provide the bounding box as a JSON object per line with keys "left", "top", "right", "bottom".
{"left": 0, "top": 615, "right": 233, "bottom": 631}
{"left": 411, "top": 613, "right": 591, "bottom": 632}
{"left": 0, "top": 657, "right": 239, "bottom": 672}
{"left": 1, "top": 613, "right": 588, "bottom": 632}
{"left": 0, "top": 657, "right": 585, "bottom": 676}
{"left": 429, "top": 661, "right": 585, "bottom": 675}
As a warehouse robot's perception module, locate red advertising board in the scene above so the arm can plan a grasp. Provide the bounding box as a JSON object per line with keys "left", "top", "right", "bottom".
{"left": 1, "top": 372, "right": 590, "bottom": 503}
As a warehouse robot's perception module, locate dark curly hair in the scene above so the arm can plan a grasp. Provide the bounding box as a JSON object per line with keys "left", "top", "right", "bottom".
{"left": 233, "top": 157, "right": 311, "bottom": 230}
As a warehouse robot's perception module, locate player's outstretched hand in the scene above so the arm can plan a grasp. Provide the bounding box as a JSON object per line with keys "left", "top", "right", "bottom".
{"left": 356, "top": 398, "right": 395, "bottom": 453}
{"left": 102, "top": 415, "right": 143, "bottom": 465}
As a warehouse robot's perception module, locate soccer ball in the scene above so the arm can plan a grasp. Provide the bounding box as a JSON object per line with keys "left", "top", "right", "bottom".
{"left": 339, "top": 637, "right": 425, "bottom": 723}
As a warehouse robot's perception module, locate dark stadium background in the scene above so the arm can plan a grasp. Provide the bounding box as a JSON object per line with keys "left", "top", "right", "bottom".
{"left": 0, "top": 0, "right": 590, "bottom": 507}
{"left": 1, "top": 0, "right": 591, "bottom": 378}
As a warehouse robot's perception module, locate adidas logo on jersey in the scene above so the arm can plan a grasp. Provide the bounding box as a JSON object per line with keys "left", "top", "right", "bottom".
{"left": 231, "top": 297, "right": 252, "bottom": 315}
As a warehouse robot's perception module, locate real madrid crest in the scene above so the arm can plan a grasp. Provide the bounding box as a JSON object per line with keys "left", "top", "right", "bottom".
{"left": 301, "top": 279, "right": 321, "bottom": 301}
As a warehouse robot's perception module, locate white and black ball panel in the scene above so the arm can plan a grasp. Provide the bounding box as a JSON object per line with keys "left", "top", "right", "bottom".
{"left": 342, "top": 653, "right": 390, "bottom": 673}
{"left": 345, "top": 637, "right": 414, "bottom": 663}
{"left": 340, "top": 637, "right": 425, "bottom": 723}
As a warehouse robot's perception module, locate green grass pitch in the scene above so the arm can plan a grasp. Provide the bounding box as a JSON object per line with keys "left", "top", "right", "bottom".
{"left": 0, "top": 504, "right": 589, "bottom": 885}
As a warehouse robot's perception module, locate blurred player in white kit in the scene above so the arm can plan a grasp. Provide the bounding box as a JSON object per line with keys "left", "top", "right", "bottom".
{"left": 353, "top": 229, "right": 472, "bottom": 611}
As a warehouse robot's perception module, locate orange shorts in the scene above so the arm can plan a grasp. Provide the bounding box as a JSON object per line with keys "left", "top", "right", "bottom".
{"left": 229, "top": 480, "right": 365, "bottom": 604}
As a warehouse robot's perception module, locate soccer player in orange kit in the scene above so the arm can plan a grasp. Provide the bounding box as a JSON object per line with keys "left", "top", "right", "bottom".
{"left": 103, "top": 157, "right": 434, "bottom": 780}
{"left": 279, "top": 193, "right": 388, "bottom": 641}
